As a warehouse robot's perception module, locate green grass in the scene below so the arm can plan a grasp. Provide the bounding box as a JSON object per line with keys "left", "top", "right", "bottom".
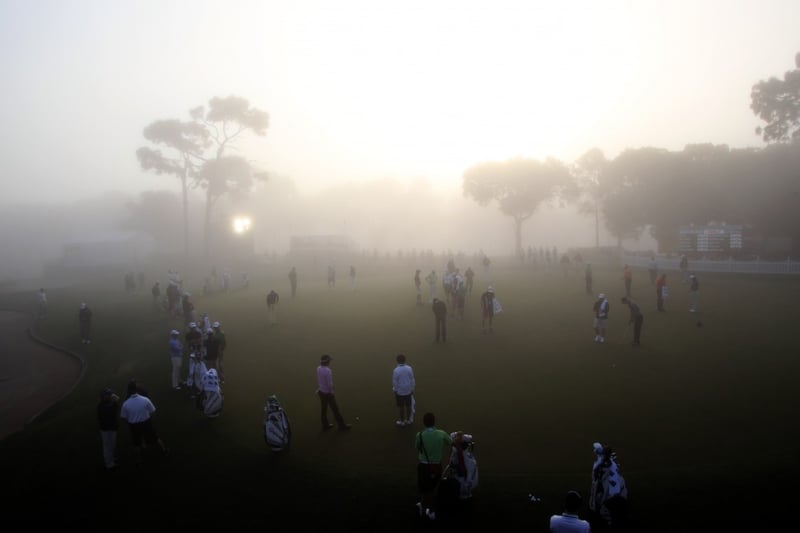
{"left": 2, "top": 260, "right": 799, "bottom": 531}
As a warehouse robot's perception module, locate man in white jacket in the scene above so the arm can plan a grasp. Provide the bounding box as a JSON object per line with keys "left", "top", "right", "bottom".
{"left": 392, "top": 354, "right": 416, "bottom": 427}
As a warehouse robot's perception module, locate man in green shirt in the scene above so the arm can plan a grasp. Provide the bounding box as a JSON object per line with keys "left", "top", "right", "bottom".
{"left": 415, "top": 412, "right": 453, "bottom": 521}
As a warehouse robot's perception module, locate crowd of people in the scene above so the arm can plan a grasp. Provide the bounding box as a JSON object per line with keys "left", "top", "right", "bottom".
{"left": 52, "top": 254, "right": 714, "bottom": 529}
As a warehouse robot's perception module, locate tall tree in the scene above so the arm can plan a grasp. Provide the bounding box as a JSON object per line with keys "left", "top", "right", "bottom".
{"left": 191, "top": 96, "right": 269, "bottom": 255}
{"left": 136, "top": 120, "right": 208, "bottom": 260}
{"left": 463, "top": 157, "right": 572, "bottom": 257}
{"left": 571, "top": 148, "right": 611, "bottom": 247}
{"left": 137, "top": 95, "right": 269, "bottom": 257}
{"left": 751, "top": 52, "right": 800, "bottom": 143}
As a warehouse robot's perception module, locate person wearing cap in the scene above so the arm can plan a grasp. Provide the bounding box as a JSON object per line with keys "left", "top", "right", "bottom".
{"left": 432, "top": 298, "right": 447, "bottom": 343}
{"left": 392, "top": 354, "right": 416, "bottom": 426}
{"left": 480, "top": 286, "right": 495, "bottom": 333}
{"left": 96, "top": 387, "right": 120, "bottom": 470}
{"left": 78, "top": 302, "right": 92, "bottom": 344}
{"left": 589, "top": 444, "right": 629, "bottom": 530}
{"left": 185, "top": 322, "right": 202, "bottom": 356}
{"left": 316, "top": 354, "right": 351, "bottom": 431}
{"left": 688, "top": 273, "right": 700, "bottom": 312}
{"left": 594, "top": 293, "right": 610, "bottom": 343}
{"left": 550, "top": 490, "right": 591, "bottom": 533}
{"left": 212, "top": 321, "right": 227, "bottom": 383}
{"left": 169, "top": 329, "right": 183, "bottom": 390}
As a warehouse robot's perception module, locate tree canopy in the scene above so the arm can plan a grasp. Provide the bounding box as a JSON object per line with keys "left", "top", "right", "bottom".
{"left": 463, "top": 157, "right": 572, "bottom": 257}
{"left": 137, "top": 95, "right": 268, "bottom": 257}
{"left": 751, "top": 52, "right": 800, "bottom": 143}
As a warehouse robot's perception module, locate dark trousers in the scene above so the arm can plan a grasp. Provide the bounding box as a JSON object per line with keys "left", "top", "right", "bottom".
{"left": 290, "top": 282, "right": 297, "bottom": 297}
{"left": 435, "top": 316, "right": 447, "bottom": 342}
{"left": 318, "top": 391, "right": 346, "bottom": 428}
{"left": 633, "top": 316, "right": 643, "bottom": 344}
{"left": 656, "top": 288, "right": 664, "bottom": 311}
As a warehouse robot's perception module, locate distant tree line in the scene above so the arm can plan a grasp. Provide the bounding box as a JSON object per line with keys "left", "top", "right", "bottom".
{"left": 463, "top": 52, "right": 800, "bottom": 256}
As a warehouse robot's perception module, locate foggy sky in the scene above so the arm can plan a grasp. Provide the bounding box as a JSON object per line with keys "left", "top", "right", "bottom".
{"left": 0, "top": 0, "right": 795, "bottom": 278}
{"left": 0, "top": 0, "right": 797, "bottom": 205}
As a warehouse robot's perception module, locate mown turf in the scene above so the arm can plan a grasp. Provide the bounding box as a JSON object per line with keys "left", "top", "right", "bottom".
{"left": 2, "top": 257, "right": 799, "bottom": 531}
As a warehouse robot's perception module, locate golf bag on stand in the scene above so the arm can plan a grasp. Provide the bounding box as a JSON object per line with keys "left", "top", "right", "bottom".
{"left": 438, "top": 431, "right": 479, "bottom": 511}
{"left": 264, "top": 395, "right": 291, "bottom": 452}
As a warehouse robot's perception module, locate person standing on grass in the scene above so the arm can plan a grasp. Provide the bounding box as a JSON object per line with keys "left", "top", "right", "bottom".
{"left": 550, "top": 490, "right": 591, "bottom": 533}
{"left": 680, "top": 254, "right": 689, "bottom": 283}
{"left": 622, "top": 264, "right": 633, "bottom": 298}
{"left": 151, "top": 282, "right": 161, "bottom": 310}
{"left": 594, "top": 293, "right": 609, "bottom": 343}
{"left": 414, "top": 269, "right": 422, "bottom": 306}
{"left": 204, "top": 328, "right": 220, "bottom": 372}
{"left": 425, "top": 270, "right": 438, "bottom": 303}
{"left": 267, "top": 289, "right": 280, "bottom": 325}
{"left": 621, "top": 297, "right": 644, "bottom": 346}
{"left": 480, "top": 286, "right": 495, "bottom": 333}
{"left": 392, "top": 354, "right": 415, "bottom": 427}
{"left": 212, "top": 321, "right": 227, "bottom": 384}
{"left": 97, "top": 388, "right": 120, "bottom": 471}
{"left": 689, "top": 273, "right": 700, "bottom": 312}
{"left": 415, "top": 412, "right": 453, "bottom": 521}
{"left": 316, "top": 354, "right": 351, "bottom": 431}
{"left": 79, "top": 302, "right": 93, "bottom": 344}
{"left": 289, "top": 266, "right": 298, "bottom": 297}
{"left": 37, "top": 288, "right": 47, "bottom": 318}
{"left": 119, "top": 380, "right": 168, "bottom": 466}
{"left": 349, "top": 265, "right": 356, "bottom": 290}
{"left": 464, "top": 266, "right": 475, "bottom": 294}
{"left": 168, "top": 329, "right": 183, "bottom": 390}
{"left": 432, "top": 297, "right": 447, "bottom": 343}
{"left": 656, "top": 273, "right": 668, "bottom": 312}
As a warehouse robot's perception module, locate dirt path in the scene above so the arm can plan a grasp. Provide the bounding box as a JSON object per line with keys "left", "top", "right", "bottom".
{"left": 0, "top": 311, "right": 83, "bottom": 441}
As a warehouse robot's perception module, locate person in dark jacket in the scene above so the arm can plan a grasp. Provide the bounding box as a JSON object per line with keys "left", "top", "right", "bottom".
{"left": 204, "top": 329, "right": 221, "bottom": 372}
{"left": 97, "top": 388, "right": 120, "bottom": 470}
{"left": 432, "top": 298, "right": 448, "bottom": 343}
{"left": 79, "top": 302, "right": 93, "bottom": 344}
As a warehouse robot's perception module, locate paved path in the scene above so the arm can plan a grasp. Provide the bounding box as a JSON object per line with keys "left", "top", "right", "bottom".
{"left": 0, "top": 311, "right": 83, "bottom": 441}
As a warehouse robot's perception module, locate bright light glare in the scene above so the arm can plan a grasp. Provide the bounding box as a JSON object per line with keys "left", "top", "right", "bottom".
{"left": 232, "top": 217, "right": 252, "bottom": 234}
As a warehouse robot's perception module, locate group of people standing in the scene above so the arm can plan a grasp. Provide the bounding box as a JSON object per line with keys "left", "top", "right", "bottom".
{"left": 592, "top": 258, "right": 702, "bottom": 346}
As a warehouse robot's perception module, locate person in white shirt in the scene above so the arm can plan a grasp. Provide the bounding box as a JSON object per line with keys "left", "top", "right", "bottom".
{"left": 119, "top": 380, "right": 168, "bottom": 464}
{"left": 392, "top": 354, "right": 416, "bottom": 426}
{"left": 550, "top": 490, "right": 591, "bottom": 533}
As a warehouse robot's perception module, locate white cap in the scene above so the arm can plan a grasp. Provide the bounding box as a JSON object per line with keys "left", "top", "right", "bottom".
{"left": 598, "top": 293, "right": 606, "bottom": 299}
{"left": 593, "top": 442, "right": 604, "bottom": 455}
{"left": 207, "top": 328, "right": 214, "bottom": 334}
{"left": 212, "top": 321, "right": 220, "bottom": 328}
{"left": 80, "top": 302, "right": 87, "bottom": 309}
{"left": 487, "top": 286, "right": 494, "bottom": 293}
{"left": 189, "top": 322, "right": 197, "bottom": 328}
{"left": 170, "top": 329, "right": 179, "bottom": 335}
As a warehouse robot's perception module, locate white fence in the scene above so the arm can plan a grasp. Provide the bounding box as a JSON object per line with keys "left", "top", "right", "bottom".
{"left": 622, "top": 255, "right": 800, "bottom": 275}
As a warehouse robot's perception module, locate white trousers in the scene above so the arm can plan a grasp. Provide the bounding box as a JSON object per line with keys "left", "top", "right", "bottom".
{"left": 171, "top": 356, "right": 182, "bottom": 388}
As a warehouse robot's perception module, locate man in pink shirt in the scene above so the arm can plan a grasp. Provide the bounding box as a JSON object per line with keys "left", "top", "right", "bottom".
{"left": 316, "top": 354, "right": 351, "bottom": 431}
